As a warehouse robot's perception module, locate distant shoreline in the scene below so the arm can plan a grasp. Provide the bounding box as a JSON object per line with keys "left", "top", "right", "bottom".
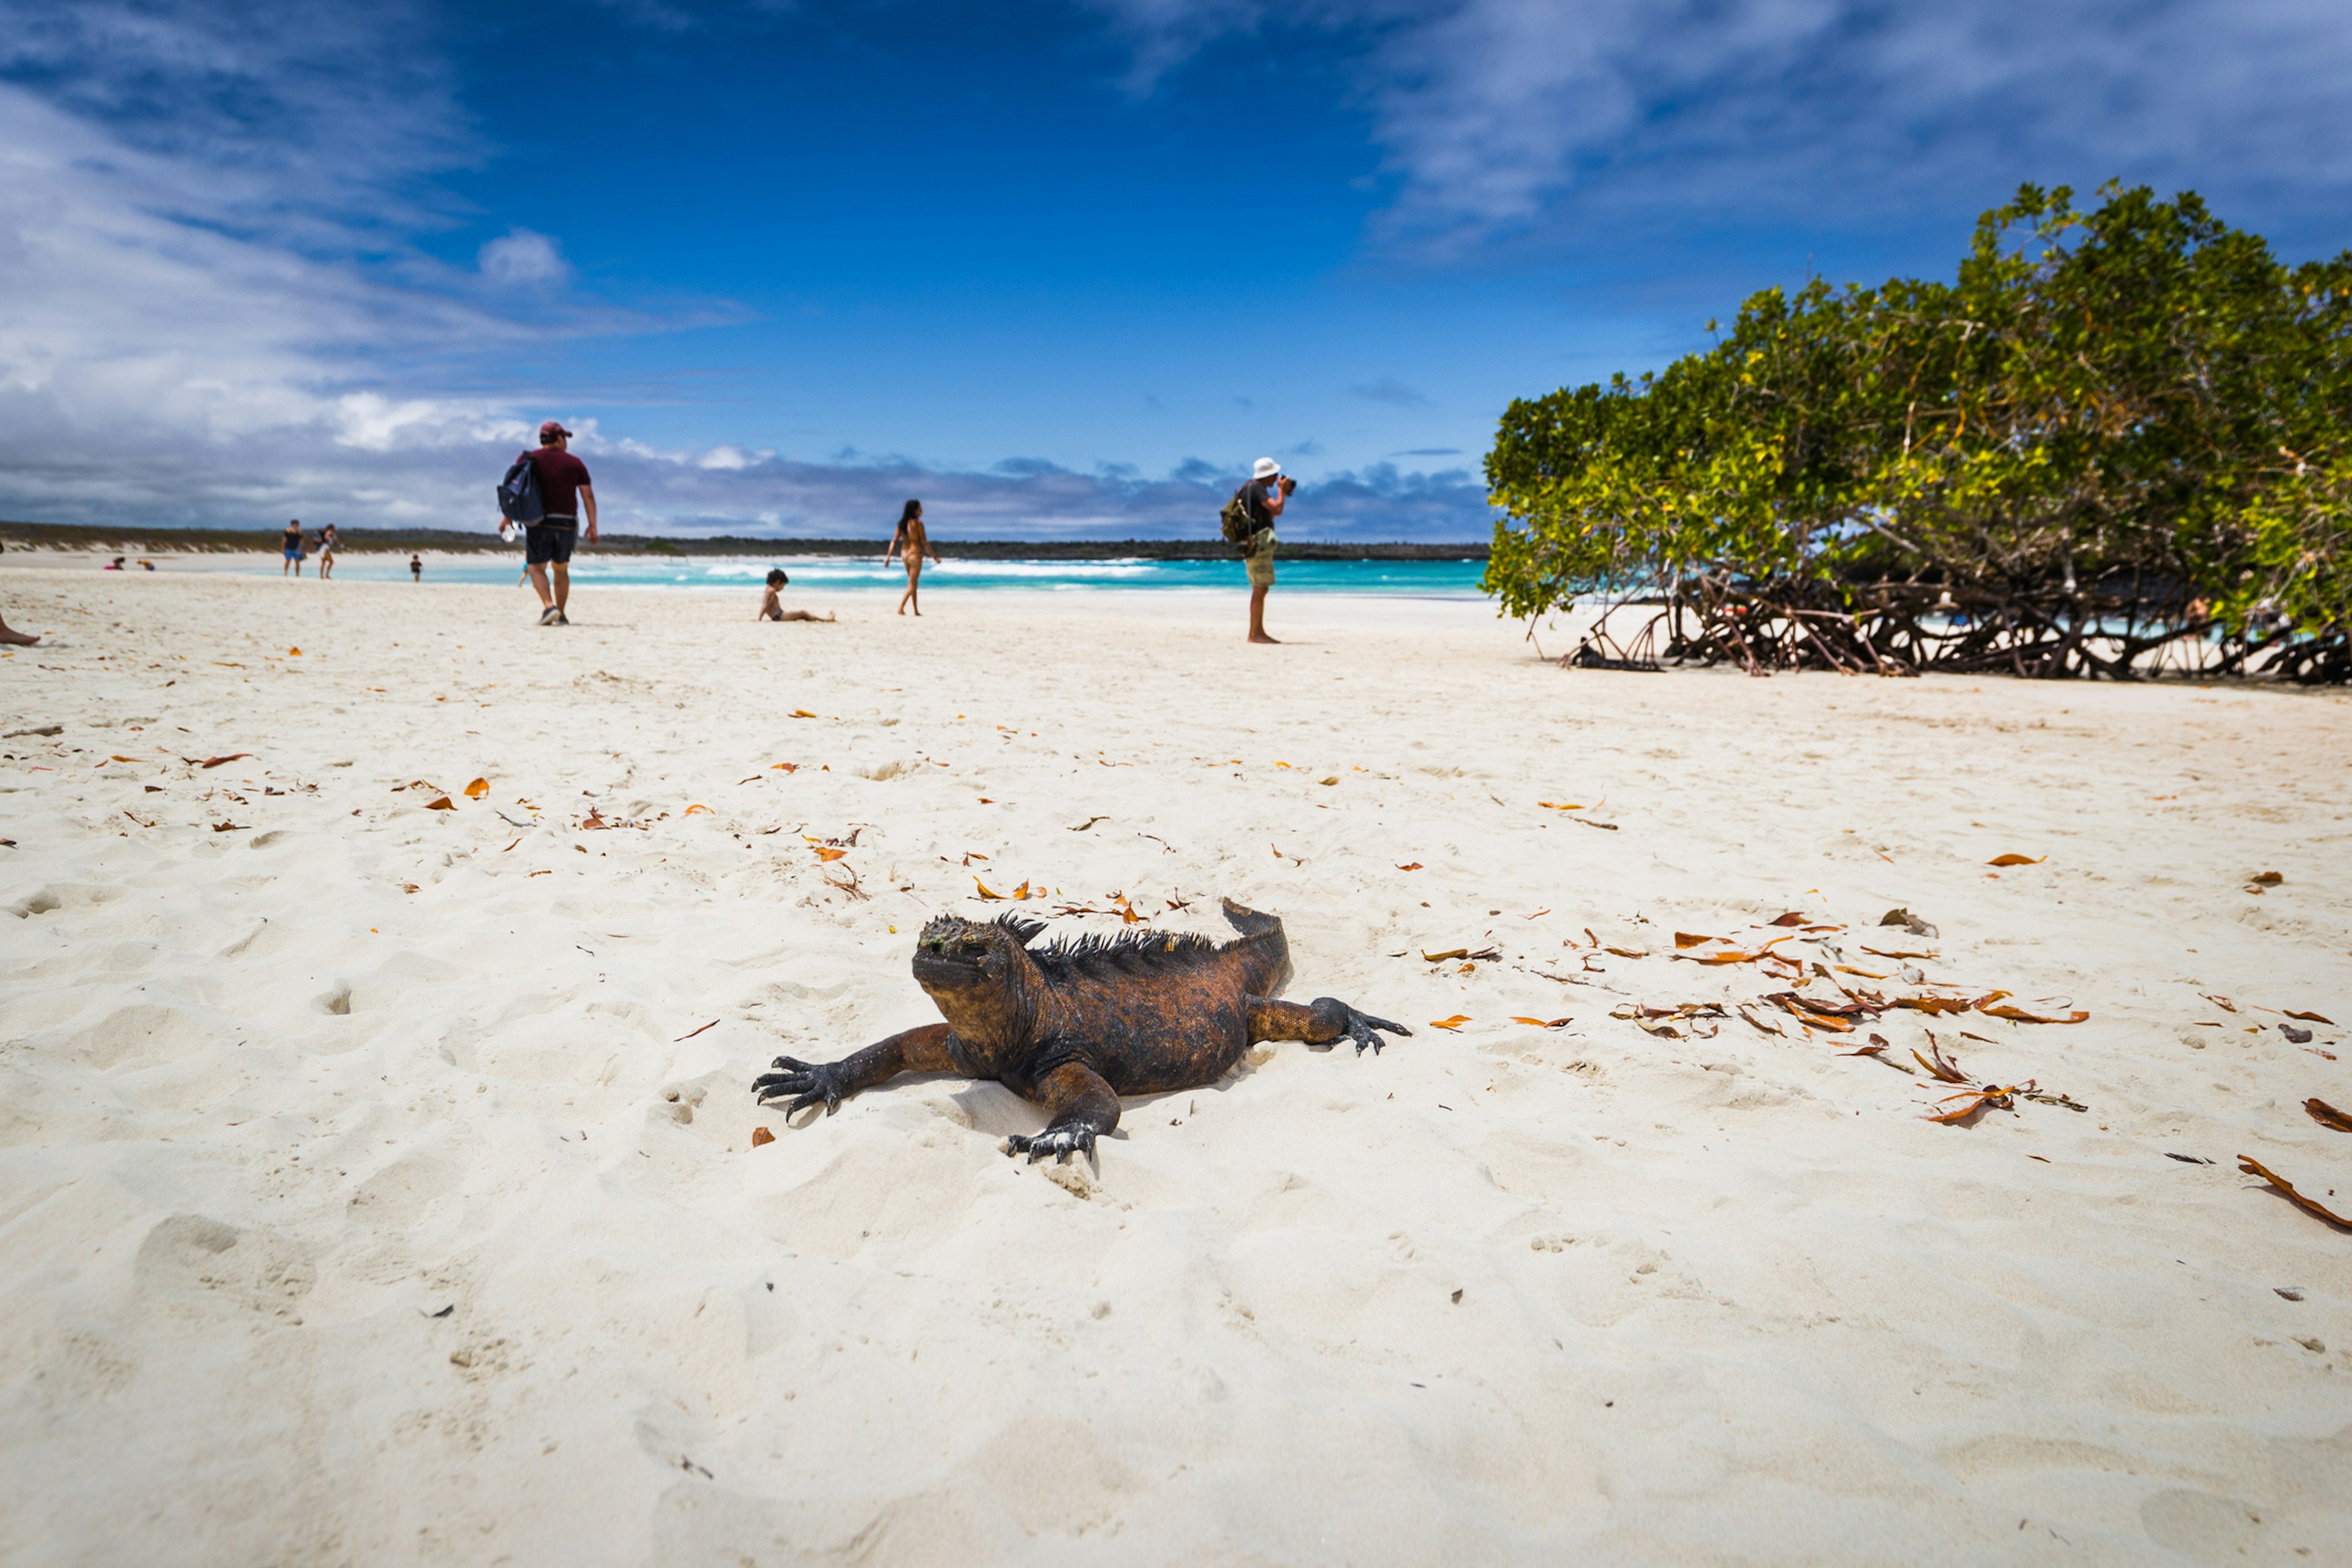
{"left": 0, "top": 521, "right": 1488, "bottom": 563}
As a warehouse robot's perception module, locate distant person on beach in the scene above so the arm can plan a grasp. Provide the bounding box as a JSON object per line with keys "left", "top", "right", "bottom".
{"left": 760, "top": 568, "right": 837, "bottom": 623}
{"left": 282, "top": 520, "right": 304, "bottom": 577}
{"left": 1236, "top": 457, "right": 1295, "bottom": 644}
{"left": 883, "top": 499, "right": 941, "bottom": 616}
{"left": 316, "top": 523, "right": 337, "bottom": 579}
{"left": 104, "top": 556, "right": 124, "bottom": 571}
{"left": 410, "top": 554, "right": 422, "bottom": 582}
{"left": 505, "top": 420, "right": 597, "bottom": 627}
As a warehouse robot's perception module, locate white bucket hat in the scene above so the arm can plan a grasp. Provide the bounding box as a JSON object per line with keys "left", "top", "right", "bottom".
{"left": 1252, "top": 457, "right": 1281, "bottom": 480}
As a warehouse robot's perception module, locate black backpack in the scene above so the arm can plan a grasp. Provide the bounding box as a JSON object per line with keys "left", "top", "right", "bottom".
{"left": 1219, "top": 485, "right": 1258, "bottom": 551}
{"left": 497, "top": 450, "right": 545, "bottom": 526}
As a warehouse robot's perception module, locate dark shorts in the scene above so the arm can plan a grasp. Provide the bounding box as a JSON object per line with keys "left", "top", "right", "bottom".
{"left": 526, "top": 521, "right": 577, "bottom": 566}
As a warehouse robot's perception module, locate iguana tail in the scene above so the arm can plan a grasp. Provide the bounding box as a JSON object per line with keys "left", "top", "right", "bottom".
{"left": 1219, "top": 897, "right": 1281, "bottom": 938}
{"left": 1219, "top": 898, "right": 1294, "bottom": 995}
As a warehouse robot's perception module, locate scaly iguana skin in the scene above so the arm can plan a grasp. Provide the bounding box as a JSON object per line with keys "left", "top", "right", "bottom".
{"left": 750, "top": 898, "right": 1408, "bottom": 1163}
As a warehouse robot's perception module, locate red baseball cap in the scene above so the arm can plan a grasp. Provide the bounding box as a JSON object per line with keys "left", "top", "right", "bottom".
{"left": 540, "top": 420, "right": 572, "bottom": 440}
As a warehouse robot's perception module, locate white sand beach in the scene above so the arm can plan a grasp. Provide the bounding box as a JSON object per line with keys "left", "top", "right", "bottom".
{"left": 2, "top": 564, "right": 2349, "bottom": 1565}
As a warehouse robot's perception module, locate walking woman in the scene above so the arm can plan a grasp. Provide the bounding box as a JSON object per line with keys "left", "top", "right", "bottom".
{"left": 882, "top": 499, "right": 942, "bottom": 616}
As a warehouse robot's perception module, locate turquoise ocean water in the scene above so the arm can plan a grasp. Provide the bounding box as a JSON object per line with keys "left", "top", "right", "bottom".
{"left": 282, "top": 552, "right": 1489, "bottom": 598}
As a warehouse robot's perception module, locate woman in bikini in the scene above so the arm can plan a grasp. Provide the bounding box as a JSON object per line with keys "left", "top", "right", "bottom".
{"left": 882, "top": 499, "right": 941, "bottom": 616}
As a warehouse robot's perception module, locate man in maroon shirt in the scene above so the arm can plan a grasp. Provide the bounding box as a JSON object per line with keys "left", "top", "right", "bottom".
{"left": 516, "top": 420, "right": 597, "bottom": 625}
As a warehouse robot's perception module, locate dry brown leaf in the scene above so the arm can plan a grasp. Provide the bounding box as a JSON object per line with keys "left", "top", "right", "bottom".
{"left": 974, "top": 878, "right": 1005, "bottom": 900}
{"left": 1537, "top": 801, "right": 1585, "bottom": 811}
{"left": 1396, "top": 862, "right": 1423, "bottom": 871}
{"left": 1509, "top": 1016, "right": 1572, "bottom": 1028}
{"left": 1926, "top": 1082, "right": 2032, "bottom": 1124}
{"left": 1913, "top": 1040, "right": 1970, "bottom": 1083}
{"left": 1429, "top": 1015, "right": 1471, "bottom": 1031}
{"left": 2305, "top": 1098, "right": 2352, "bottom": 1134}
{"left": 1422, "top": 949, "right": 1468, "bottom": 962}
{"left": 789, "top": 709, "right": 818, "bottom": 718}
{"left": 1978, "top": 1003, "right": 2090, "bottom": 1024}
{"left": 1834, "top": 965, "right": 1888, "bottom": 979}
{"left": 1604, "top": 946, "right": 1646, "bottom": 960}
{"left": 423, "top": 796, "right": 455, "bottom": 811}
{"left": 674, "top": 1019, "right": 719, "bottom": 1042}
{"left": 1673, "top": 932, "right": 1721, "bottom": 949}
{"left": 813, "top": 846, "right": 847, "bottom": 862}
{"left": 197, "top": 753, "right": 253, "bottom": 769}
{"left": 1894, "top": 995, "right": 1973, "bottom": 1015}
{"left": 2236, "top": 1156, "right": 2352, "bottom": 1231}
{"left": 2249, "top": 870, "right": 2283, "bottom": 886}
{"left": 1765, "top": 992, "right": 1858, "bottom": 1033}
{"left": 1987, "top": 853, "right": 2045, "bottom": 867}
{"left": 1768, "top": 911, "right": 1807, "bottom": 927}
{"left": 464, "top": 777, "right": 489, "bottom": 799}
{"left": 1860, "top": 945, "right": 1937, "bottom": 960}
{"left": 2285, "top": 1009, "right": 2337, "bottom": 1024}
{"left": 750, "top": 1126, "right": 775, "bottom": 1148}
{"left": 581, "top": 807, "right": 609, "bottom": 830}
{"left": 1737, "top": 1005, "right": 1782, "bottom": 1037}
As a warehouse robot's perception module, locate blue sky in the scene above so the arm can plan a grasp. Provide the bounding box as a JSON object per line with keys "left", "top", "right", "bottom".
{"left": 2, "top": 1, "right": 2349, "bottom": 540}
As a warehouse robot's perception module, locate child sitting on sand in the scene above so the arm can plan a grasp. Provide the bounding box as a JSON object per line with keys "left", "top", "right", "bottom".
{"left": 760, "top": 568, "right": 835, "bottom": 623}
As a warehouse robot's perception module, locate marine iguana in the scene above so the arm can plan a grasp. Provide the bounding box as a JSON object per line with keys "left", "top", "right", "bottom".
{"left": 750, "top": 898, "right": 1408, "bottom": 1163}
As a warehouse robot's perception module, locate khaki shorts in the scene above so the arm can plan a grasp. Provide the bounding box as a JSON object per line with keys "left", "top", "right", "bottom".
{"left": 1245, "top": 536, "right": 1276, "bottom": 589}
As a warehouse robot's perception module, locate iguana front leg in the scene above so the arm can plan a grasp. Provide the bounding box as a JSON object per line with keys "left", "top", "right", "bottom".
{"left": 752, "top": 1023, "right": 959, "bottom": 1119}
{"left": 1249, "top": 995, "right": 1412, "bottom": 1055}
{"left": 1004, "top": 1060, "right": 1120, "bottom": 1164}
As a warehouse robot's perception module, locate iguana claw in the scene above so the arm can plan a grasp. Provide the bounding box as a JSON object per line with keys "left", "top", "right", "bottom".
{"left": 1005, "top": 1125, "right": 1096, "bottom": 1164}
{"left": 752, "top": 1054, "right": 848, "bottom": 1117}
{"left": 1330, "top": 1001, "right": 1412, "bottom": 1055}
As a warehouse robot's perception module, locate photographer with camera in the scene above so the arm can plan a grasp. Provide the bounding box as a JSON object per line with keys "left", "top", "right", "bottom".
{"left": 1235, "top": 456, "right": 1295, "bottom": 644}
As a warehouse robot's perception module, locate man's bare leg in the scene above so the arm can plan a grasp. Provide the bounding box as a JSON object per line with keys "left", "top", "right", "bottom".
{"left": 526, "top": 562, "right": 555, "bottom": 614}
{"left": 1248, "top": 584, "right": 1278, "bottom": 644}
{"left": 0, "top": 614, "right": 38, "bottom": 646}
{"left": 552, "top": 562, "right": 570, "bottom": 617}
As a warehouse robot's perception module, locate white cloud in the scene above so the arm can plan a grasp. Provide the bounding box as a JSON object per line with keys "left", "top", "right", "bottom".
{"left": 0, "top": 66, "right": 1485, "bottom": 539}
{"left": 1085, "top": 0, "right": 2352, "bottom": 252}
{"left": 478, "top": 228, "right": 571, "bottom": 287}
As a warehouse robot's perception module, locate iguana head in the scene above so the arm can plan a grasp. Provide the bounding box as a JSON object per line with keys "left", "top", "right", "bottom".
{"left": 911, "top": 913, "right": 1044, "bottom": 1020}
